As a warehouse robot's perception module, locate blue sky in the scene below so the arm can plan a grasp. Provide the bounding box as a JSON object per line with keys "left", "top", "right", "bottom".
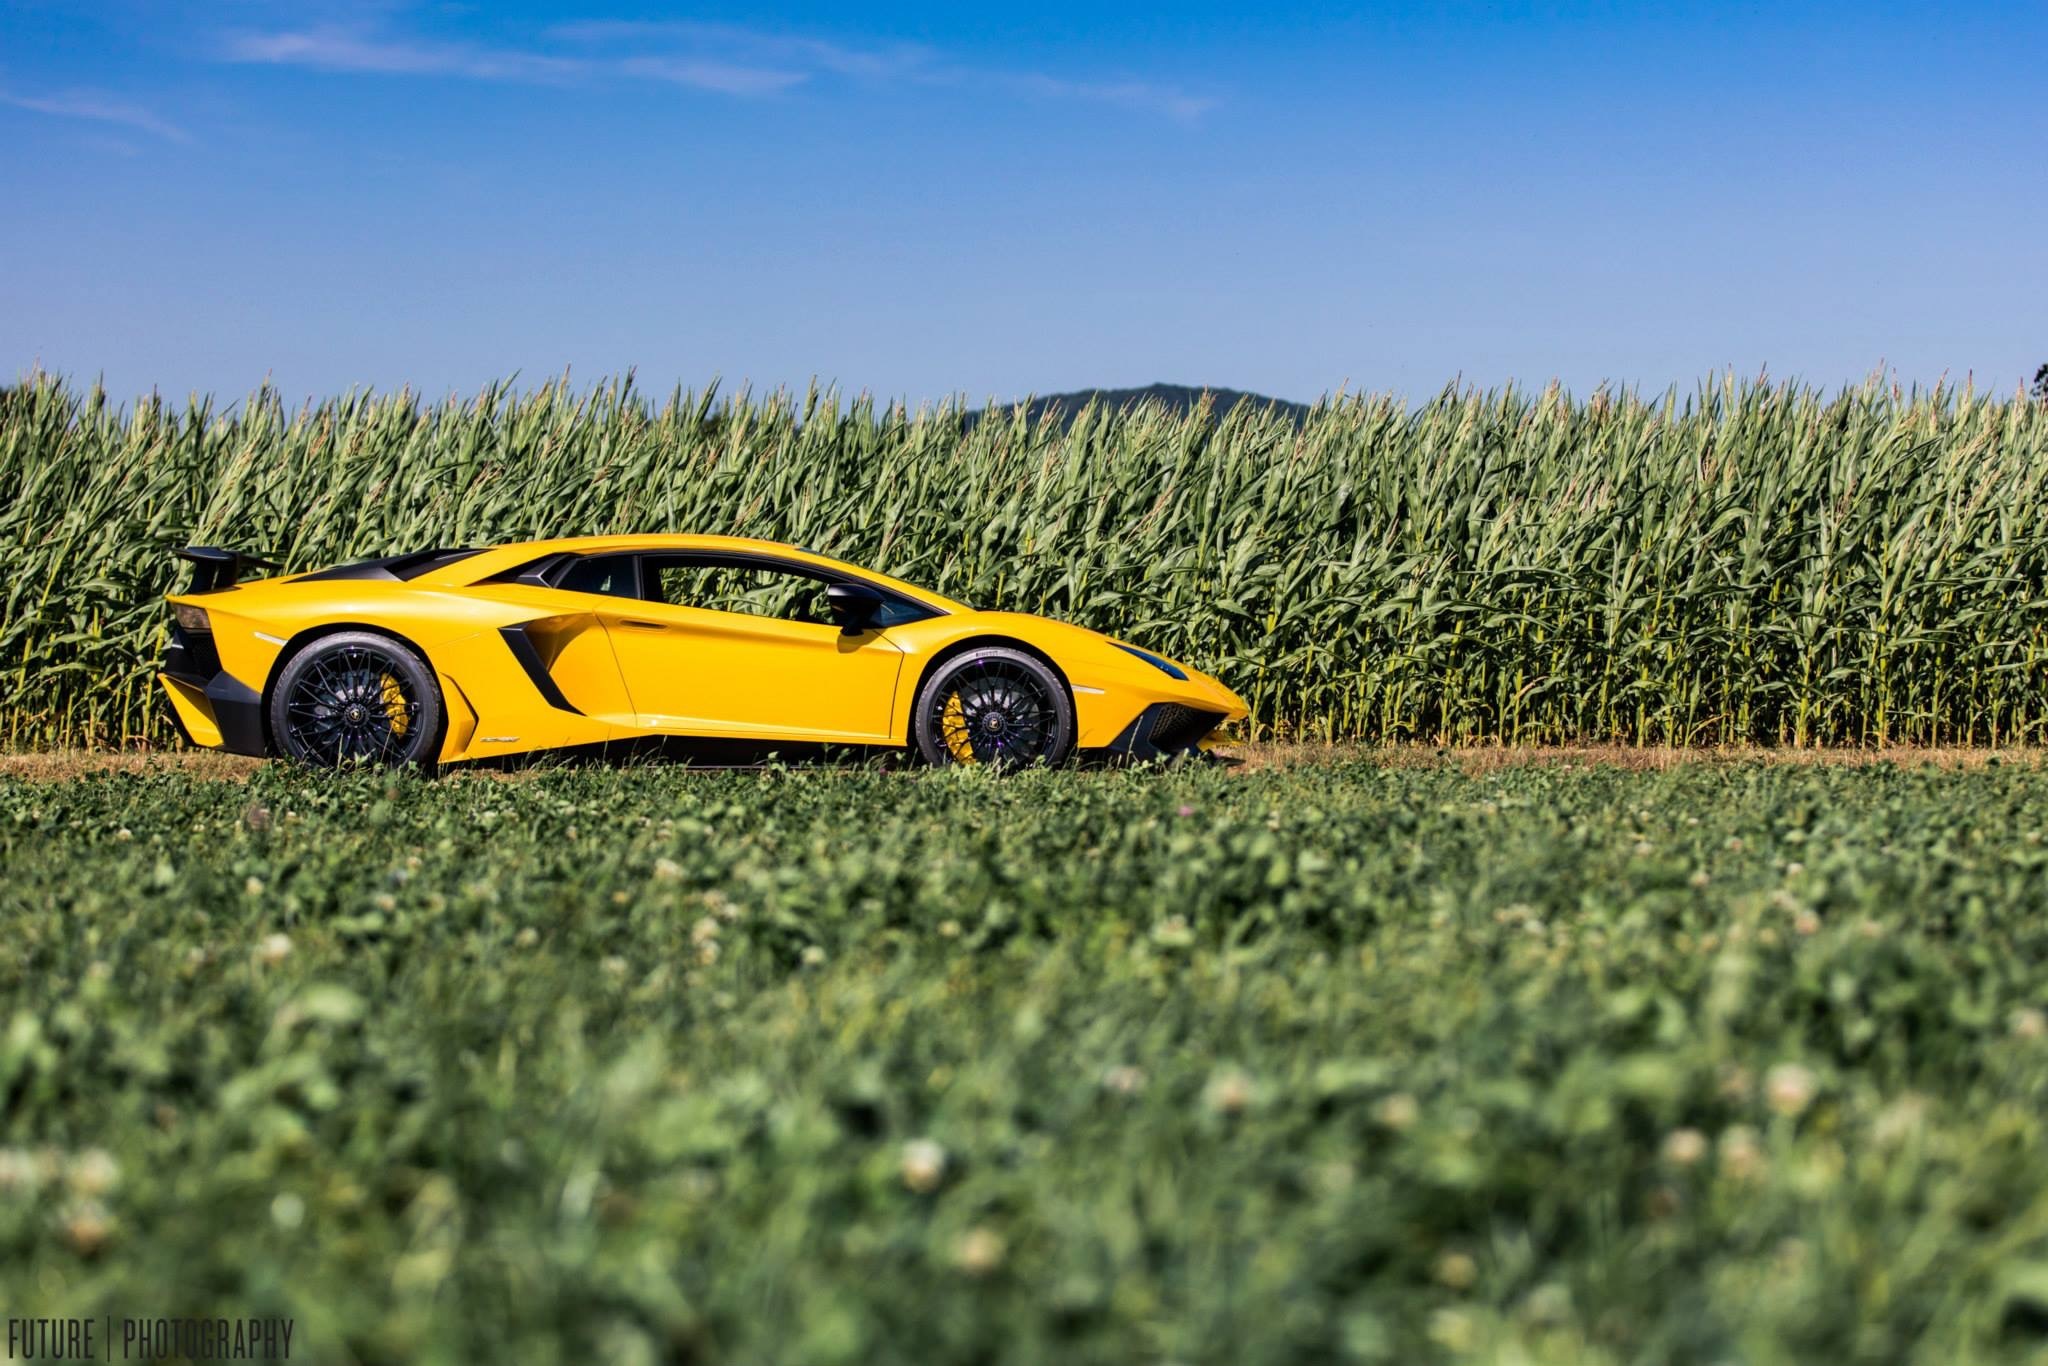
{"left": 2, "top": 1, "right": 2043, "bottom": 405}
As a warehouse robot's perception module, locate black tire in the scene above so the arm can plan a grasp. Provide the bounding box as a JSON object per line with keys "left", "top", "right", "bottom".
{"left": 268, "top": 631, "right": 442, "bottom": 769}
{"left": 913, "top": 646, "right": 1075, "bottom": 768}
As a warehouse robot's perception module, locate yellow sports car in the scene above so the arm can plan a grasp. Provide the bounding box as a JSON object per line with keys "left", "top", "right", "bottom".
{"left": 159, "top": 535, "right": 1247, "bottom": 769}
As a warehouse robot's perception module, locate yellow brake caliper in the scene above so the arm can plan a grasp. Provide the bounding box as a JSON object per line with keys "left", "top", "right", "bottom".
{"left": 380, "top": 672, "right": 411, "bottom": 737}
{"left": 941, "top": 691, "right": 976, "bottom": 763}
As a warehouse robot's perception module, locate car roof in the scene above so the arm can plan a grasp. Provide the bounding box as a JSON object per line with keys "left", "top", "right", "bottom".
{"left": 431, "top": 534, "right": 969, "bottom": 612}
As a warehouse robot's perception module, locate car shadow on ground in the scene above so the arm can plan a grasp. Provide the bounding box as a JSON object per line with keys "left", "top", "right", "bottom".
{"left": 451, "top": 735, "right": 1233, "bottom": 775}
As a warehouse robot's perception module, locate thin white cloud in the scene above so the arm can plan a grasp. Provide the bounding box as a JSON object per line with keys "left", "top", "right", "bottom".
{"left": 992, "top": 72, "right": 1216, "bottom": 122}
{"left": 0, "top": 89, "right": 188, "bottom": 142}
{"left": 551, "top": 20, "right": 933, "bottom": 82}
{"left": 221, "top": 27, "right": 584, "bottom": 84}
{"left": 617, "top": 57, "right": 809, "bottom": 97}
{"left": 554, "top": 19, "right": 1210, "bottom": 119}
{"left": 217, "top": 18, "right": 1215, "bottom": 121}
{"left": 222, "top": 27, "right": 808, "bottom": 98}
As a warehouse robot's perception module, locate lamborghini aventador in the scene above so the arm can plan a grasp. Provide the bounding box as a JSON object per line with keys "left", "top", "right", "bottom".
{"left": 158, "top": 536, "right": 1247, "bottom": 768}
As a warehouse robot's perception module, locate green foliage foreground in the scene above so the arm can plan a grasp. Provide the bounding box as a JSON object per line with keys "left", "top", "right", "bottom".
{"left": 8, "top": 373, "right": 2048, "bottom": 749}
{"left": 5, "top": 759, "right": 2048, "bottom": 1363}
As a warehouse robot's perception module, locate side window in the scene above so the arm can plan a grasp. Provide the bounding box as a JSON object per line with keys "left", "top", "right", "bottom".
{"left": 646, "top": 558, "right": 834, "bottom": 625}
{"left": 554, "top": 554, "right": 639, "bottom": 598}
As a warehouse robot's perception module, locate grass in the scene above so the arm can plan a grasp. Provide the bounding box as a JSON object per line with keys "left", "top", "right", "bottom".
{"left": 6, "top": 758, "right": 2048, "bottom": 1363}
{"left": 7, "top": 371, "right": 2048, "bottom": 750}
{"left": 0, "top": 742, "right": 2037, "bottom": 782}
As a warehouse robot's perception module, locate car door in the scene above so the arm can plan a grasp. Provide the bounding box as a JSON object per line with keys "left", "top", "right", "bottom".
{"left": 598, "top": 553, "right": 907, "bottom": 741}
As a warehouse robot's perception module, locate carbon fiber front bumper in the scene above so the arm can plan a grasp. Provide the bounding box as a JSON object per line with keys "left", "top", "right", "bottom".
{"left": 1099, "top": 702, "right": 1226, "bottom": 760}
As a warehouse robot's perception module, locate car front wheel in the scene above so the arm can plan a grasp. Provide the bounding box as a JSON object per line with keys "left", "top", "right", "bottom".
{"left": 913, "top": 647, "right": 1075, "bottom": 767}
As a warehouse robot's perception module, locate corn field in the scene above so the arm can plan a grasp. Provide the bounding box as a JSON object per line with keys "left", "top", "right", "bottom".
{"left": 5, "top": 370, "right": 2047, "bottom": 749}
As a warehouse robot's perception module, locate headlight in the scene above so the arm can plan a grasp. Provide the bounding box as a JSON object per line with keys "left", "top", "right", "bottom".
{"left": 1114, "top": 642, "right": 1186, "bottom": 680}
{"left": 172, "top": 603, "right": 211, "bottom": 633}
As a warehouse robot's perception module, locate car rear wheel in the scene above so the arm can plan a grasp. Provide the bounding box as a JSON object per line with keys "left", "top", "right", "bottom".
{"left": 269, "top": 631, "right": 441, "bottom": 769}
{"left": 913, "top": 647, "right": 1074, "bottom": 767}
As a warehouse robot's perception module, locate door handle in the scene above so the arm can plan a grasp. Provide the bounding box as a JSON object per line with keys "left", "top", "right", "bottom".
{"left": 618, "top": 619, "right": 668, "bottom": 632}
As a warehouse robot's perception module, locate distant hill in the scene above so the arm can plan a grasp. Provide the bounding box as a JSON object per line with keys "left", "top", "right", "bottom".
{"left": 963, "top": 383, "right": 1311, "bottom": 429}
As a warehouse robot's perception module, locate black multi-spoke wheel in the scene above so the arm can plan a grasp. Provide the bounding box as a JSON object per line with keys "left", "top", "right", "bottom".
{"left": 267, "top": 632, "right": 441, "bottom": 769}
{"left": 913, "top": 647, "right": 1074, "bottom": 768}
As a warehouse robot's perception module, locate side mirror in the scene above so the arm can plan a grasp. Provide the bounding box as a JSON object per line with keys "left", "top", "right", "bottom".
{"left": 826, "top": 582, "right": 884, "bottom": 635}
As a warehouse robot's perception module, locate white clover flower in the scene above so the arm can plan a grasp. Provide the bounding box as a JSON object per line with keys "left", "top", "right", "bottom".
{"left": 1521, "top": 1282, "right": 1572, "bottom": 1325}
{"left": 66, "top": 1149, "right": 119, "bottom": 1197}
{"left": 62, "top": 1199, "right": 113, "bottom": 1254}
{"left": 1203, "top": 1068, "right": 1255, "bottom": 1115}
{"left": 1374, "top": 1092, "right": 1419, "bottom": 1132}
{"left": 1719, "top": 1125, "right": 1766, "bottom": 1181}
{"left": 1765, "top": 1063, "right": 1817, "bottom": 1117}
{"left": 1661, "top": 1128, "right": 1709, "bottom": 1167}
{"left": 0, "top": 1148, "right": 37, "bottom": 1195}
{"left": 954, "top": 1227, "right": 1005, "bottom": 1275}
{"left": 900, "top": 1139, "right": 947, "bottom": 1193}
{"left": 1872, "top": 1093, "right": 1929, "bottom": 1147}
{"left": 1427, "top": 1309, "right": 1477, "bottom": 1352}
{"left": 1101, "top": 1065, "right": 1147, "bottom": 1096}
{"left": 271, "top": 1192, "right": 306, "bottom": 1230}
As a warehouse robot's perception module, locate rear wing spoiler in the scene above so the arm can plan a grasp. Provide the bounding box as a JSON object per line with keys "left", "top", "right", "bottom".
{"left": 176, "top": 546, "right": 283, "bottom": 594}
